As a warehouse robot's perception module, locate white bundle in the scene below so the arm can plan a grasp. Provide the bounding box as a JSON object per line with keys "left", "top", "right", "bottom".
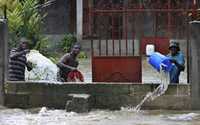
{"left": 25, "top": 50, "right": 58, "bottom": 82}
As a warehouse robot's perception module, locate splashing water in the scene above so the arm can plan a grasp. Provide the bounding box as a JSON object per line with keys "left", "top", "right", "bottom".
{"left": 134, "top": 69, "right": 170, "bottom": 112}
{"left": 166, "top": 113, "right": 199, "bottom": 121}
{"left": 1, "top": 107, "right": 200, "bottom": 125}
{"left": 25, "top": 50, "right": 58, "bottom": 82}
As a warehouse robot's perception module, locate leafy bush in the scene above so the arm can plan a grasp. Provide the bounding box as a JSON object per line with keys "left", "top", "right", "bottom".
{"left": 59, "top": 34, "right": 77, "bottom": 53}
{"left": 1, "top": 0, "right": 47, "bottom": 51}
{"left": 0, "top": 0, "right": 18, "bottom": 12}
{"left": 78, "top": 51, "right": 87, "bottom": 59}
{"left": 34, "top": 36, "right": 50, "bottom": 56}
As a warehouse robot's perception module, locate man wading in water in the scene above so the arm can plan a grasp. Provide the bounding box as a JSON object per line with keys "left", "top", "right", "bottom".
{"left": 57, "top": 43, "right": 83, "bottom": 82}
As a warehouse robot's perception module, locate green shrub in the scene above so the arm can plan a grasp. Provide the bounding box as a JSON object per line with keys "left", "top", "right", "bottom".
{"left": 59, "top": 34, "right": 76, "bottom": 53}
{"left": 78, "top": 51, "right": 87, "bottom": 59}
{"left": 34, "top": 36, "right": 50, "bottom": 56}
{"left": 3, "top": 0, "right": 47, "bottom": 50}
{"left": 49, "top": 56, "right": 58, "bottom": 64}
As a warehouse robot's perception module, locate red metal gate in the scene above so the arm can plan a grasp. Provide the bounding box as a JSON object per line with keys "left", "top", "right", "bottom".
{"left": 83, "top": 0, "right": 197, "bottom": 83}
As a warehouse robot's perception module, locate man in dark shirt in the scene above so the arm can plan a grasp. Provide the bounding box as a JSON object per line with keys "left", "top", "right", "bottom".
{"left": 8, "top": 38, "right": 32, "bottom": 81}
{"left": 57, "top": 43, "right": 81, "bottom": 82}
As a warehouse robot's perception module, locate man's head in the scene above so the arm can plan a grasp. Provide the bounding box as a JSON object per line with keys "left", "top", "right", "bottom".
{"left": 71, "top": 43, "right": 81, "bottom": 56}
{"left": 169, "top": 41, "right": 180, "bottom": 56}
{"left": 19, "top": 37, "right": 29, "bottom": 50}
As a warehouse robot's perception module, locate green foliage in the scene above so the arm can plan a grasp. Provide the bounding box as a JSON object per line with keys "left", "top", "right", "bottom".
{"left": 34, "top": 36, "right": 50, "bottom": 56}
{"left": 48, "top": 55, "right": 61, "bottom": 64}
{"left": 59, "top": 34, "right": 77, "bottom": 53}
{"left": 7, "top": 4, "right": 23, "bottom": 47}
{"left": 78, "top": 51, "right": 87, "bottom": 59}
{"left": 0, "top": 0, "right": 19, "bottom": 23}
{"left": 6, "top": 0, "right": 47, "bottom": 50}
{"left": 49, "top": 56, "right": 58, "bottom": 64}
{"left": 0, "top": 0, "right": 18, "bottom": 11}
{"left": 58, "top": 34, "right": 87, "bottom": 59}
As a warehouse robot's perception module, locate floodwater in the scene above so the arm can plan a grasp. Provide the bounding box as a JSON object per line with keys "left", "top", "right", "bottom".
{"left": 0, "top": 106, "right": 200, "bottom": 125}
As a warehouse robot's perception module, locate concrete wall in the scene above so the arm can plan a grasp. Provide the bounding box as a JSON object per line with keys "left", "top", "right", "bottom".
{"left": 76, "top": 0, "right": 83, "bottom": 41}
{"left": 189, "top": 21, "right": 200, "bottom": 109}
{"left": 0, "top": 20, "right": 8, "bottom": 105}
{"left": 42, "top": 0, "right": 75, "bottom": 34}
{"left": 5, "top": 82, "right": 191, "bottom": 110}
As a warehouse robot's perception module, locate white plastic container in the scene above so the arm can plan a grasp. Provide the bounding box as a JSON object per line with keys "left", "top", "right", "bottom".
{"left": 146, "top": 44, "right": 155, "bottom": 56}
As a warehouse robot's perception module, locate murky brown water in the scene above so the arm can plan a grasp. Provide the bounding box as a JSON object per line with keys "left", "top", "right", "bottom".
{"left": 0, "top": 106, "right": 199, "bottom": 125}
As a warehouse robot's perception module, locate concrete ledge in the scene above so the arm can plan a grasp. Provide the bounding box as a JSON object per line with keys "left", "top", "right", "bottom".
{"left": 66, "top": 94, "right": 91, "bottom": 113}
{"left": 5, "top": 81, "right": 191, "bottom": 110}
{"left": 5, "top": 93, "right": 30, "bottom": 108}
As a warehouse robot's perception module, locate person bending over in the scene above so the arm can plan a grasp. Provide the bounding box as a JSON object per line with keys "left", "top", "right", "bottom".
{"left": 57, "top": 43, "right": 82, "bottom": 82}
{"left": 167, "top": 41, "right": 185, "bottom": 84}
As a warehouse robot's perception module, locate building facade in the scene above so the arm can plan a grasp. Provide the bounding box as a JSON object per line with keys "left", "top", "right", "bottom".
{"left": 41, "top": 0, "right": 199, "bottom": 41}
